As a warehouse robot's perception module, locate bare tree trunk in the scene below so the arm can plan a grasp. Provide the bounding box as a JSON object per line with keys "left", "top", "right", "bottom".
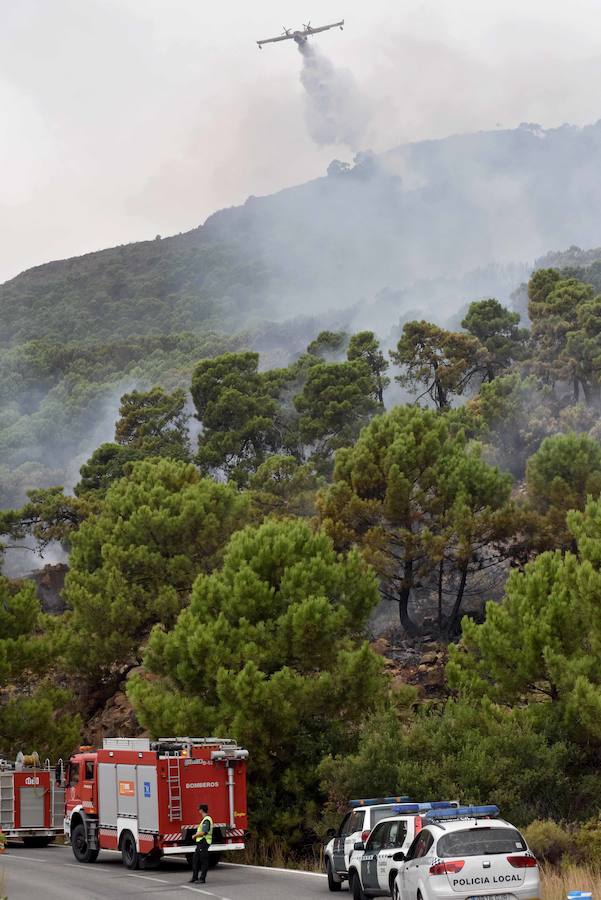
{"left": 446, "top": 561, "right": 469, "bottom": 637}
{"left": 437, "top": 558, "right": 444, "bottom": 632}
{"left": 435, "top": 378, "right": 447, "bottom": 412}
{"left": 398, "top": 557, "right": 420, "bottom": 636}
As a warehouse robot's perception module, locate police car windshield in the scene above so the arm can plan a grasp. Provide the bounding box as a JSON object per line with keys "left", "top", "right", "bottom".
{"left": 372, "top": 808, "right": 398, "bottom": 827}
{"left": 437, "top": 827, "right": 526, "bottom": 857}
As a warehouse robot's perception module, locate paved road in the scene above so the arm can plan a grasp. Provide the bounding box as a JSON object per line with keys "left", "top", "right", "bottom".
{"left": 1, "top": 843, "right": 339, "bottom": 900}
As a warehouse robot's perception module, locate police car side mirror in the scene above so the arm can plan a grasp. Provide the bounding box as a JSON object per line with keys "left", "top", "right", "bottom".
{"left": 393, "top": 851, "right": 405, "bottom": 862}
{"left": 354, "top": 841, "right": 365, "bottom": 851}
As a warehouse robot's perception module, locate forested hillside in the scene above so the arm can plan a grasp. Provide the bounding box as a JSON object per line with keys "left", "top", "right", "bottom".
{"left": 3, "top": 119, "right": 601, "bottom": 347}
{"left": 3, "top": 114, "right": 601, "bottom": 860}
{"left": 3, "top": 119, "right": 601, "bottom": 512}
{"left": 4, "top": 259, "right": 601, "bottom": 854}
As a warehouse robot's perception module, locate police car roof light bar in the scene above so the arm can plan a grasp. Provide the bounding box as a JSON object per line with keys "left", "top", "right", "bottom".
{"left": 349, "top": 796, "right": 412, "bottom": 808}
{"left": 425, "top": 804, "right": 500, "bottom": 821}
{"left": 391, "top": 801, "right": 457, "bottom": 815}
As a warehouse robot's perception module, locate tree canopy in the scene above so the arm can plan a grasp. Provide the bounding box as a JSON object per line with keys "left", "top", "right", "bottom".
{"left": 318, "top": 406, "right": 516, "bottom": 634}
{"left": 128, "top": 518, "right": 386, "bottom": 837}
{"left": 391, "top": 321, "right": 485, "bottom": 410}
{"left": 62, "top": 458, "right": 249, "bottom": 675}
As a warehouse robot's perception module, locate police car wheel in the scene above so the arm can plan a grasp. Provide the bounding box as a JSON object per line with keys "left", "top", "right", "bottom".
{"left": 121, "top": 831, "right": 140, "bottom": 870}
{"left": 326, "top": 858, "right": 342, "bottom": 892}
{"left": 351, "top": 870, "right": 366, "bottom": 900}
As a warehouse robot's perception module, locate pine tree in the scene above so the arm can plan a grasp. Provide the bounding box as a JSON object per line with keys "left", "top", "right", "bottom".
{"left": 63, "top": 458, "right": 249, "bottom": 676}
{"left": 128, "top": 518, "right": 386, "bottom": 840}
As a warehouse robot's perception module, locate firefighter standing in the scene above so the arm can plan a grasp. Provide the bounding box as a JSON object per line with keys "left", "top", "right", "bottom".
{"left": 189, "top": 803, "right": 214, "bottom": 883}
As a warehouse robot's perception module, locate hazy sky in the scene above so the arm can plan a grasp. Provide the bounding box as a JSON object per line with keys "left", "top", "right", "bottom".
{"left": 2, "top": 0, "right": 600, "bottom": 283}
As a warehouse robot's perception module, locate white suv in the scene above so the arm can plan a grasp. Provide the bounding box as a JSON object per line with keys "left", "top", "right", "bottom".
{"left": 325, "top": 800, "right": 407, "bottom": 891}
{"left": 392, "top": 806, "right": 539, "bottom": 900}
{"left": 325, "top": 801, "right": 457, "bottom": 893}
{"left": 347, "top": 814, "right": 416, "bottom": 898}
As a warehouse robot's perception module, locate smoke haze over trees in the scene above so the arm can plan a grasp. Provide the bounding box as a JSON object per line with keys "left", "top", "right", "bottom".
{"left": 4, "top": 9, "right": 601, "bottom": 858}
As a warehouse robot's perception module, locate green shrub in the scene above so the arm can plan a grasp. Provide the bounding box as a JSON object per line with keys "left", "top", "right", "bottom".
{"left": 523, "top": 820, "right": 573, "bottom": 865}
{"left": 574, "top": 818, "right": 601, "bottom": 868}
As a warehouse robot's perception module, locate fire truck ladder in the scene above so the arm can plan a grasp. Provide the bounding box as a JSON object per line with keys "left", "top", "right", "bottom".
{"left": 166, "top": 756, "right": 182, "bottom": 821}
{"left": 0, "top": 771, "right": 15, "bottom": 830}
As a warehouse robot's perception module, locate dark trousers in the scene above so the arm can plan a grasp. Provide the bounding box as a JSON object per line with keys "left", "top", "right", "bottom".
{"left": 192, "top": 838, "right": 210, "bottom": 882}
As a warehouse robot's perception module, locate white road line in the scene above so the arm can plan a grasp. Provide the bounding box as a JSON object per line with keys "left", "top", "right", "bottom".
{"left": 221, "top": 861, "right": 326, "bottom": 878}
{"left": 64, "top": 863, "right": 117, "bottom": 874}
{"left": 1, "top": 854, "right": 45, "bottom": 863}
{"left": 126, "top": 873, "right": 170, "bottom": 884}
{"left": 182, "top": 886, "right": 232, "bottom": 900}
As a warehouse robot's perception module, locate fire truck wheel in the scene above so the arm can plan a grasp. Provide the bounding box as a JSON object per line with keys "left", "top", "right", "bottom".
{"left": 121, "top": 831, "right": 140, "bottom": 870}
{"left": 22, "top": 837, "right": 54, "bottom": 848}
{"left": 185, "top": 852, "right": 194, "bottom": 868}
{"left": 71, "top": 823, "right": 99, "bottom": 863}
{"left": 208, "top": 853, "right": 221, "bottom": 869}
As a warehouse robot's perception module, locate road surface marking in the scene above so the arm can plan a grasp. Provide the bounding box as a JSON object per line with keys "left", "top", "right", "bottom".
{"left": 183, "top": 886, "right": 232, "bottom": 900}
{"left": 2, "top": 854, "right": 45, "bottom": 863}
{"left": 65, "top": 863, "right": 117, "bottom": 874}
{"left": 127, "top": 873, "right": 170, "bottom": 884}
{"left": 221, "top": 861, "right": 326, "bottom": 878}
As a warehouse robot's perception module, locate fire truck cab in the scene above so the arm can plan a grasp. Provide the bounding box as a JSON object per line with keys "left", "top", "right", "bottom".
{"left": 64, "top": 736, "right": 248, "bottom": 870}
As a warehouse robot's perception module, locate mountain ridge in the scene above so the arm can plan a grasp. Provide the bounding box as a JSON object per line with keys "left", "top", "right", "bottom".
{"left": 2, "top": 117, "right": 601, "bottom": 347}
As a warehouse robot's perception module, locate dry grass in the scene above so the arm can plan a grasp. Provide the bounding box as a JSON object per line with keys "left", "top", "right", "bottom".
{"left": 224, "top": 836, "right": 324, "bottom": 872}
{"left": 541, "top": 863, "right": 599, "bottom": 900}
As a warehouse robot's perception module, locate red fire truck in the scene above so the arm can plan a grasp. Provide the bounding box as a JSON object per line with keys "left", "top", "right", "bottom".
{"left": 64, "top": 736, "right": 248, "bottom": 869}
{"left": 0, "top": 752, "right": 65, "bottom": 845}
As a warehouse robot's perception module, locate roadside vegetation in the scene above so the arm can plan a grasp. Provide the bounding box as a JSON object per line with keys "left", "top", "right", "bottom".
{"left": 4, "top": 262, "right": 601, "bottom": 857}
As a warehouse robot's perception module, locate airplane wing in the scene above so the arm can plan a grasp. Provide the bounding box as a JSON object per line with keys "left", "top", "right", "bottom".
{"left": 308, "top": 20, "right": 344, "bottom": 34}
{"left": 257, "top": 33, "right": 294, "bottom": 47}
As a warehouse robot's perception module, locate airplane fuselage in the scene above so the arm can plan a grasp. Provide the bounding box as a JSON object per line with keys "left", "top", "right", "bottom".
{"left": 256, "top": 19, "right": 343, "bottom": 49}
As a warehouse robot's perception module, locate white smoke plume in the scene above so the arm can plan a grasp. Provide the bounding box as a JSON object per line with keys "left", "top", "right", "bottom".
{"left": 298, "top": 43, "right": 371, "bottom": 149}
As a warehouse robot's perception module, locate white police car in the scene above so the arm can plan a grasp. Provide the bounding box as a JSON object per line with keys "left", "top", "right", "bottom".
{"left": 325, "top": 798, "right": 414, "bottom": 891}
{"left": 346, "top": 804, "right": 459, "bottom": 899}
{"left": 392, "top": 806, "right": 539, "bottom": 900}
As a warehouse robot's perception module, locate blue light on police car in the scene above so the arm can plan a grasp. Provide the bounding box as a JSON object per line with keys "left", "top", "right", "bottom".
{"left": 391, "top": 803, "right": 421, "bottom": 814}
{"left": 391, "top": 801, "right": 457, "bottom": 815}
{"left": 425, "top": 804, "right": 500, "bottom": 820}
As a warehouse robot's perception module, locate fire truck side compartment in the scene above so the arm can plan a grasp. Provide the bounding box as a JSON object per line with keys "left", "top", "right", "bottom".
{"left": 98, "top": 762, "right": 159, "bottom": 832}
{"left": 135, "top": 766, "right": 158, "bottom": 832}
{"left": 18, "top": 787, "right": 45, "bottom": 827}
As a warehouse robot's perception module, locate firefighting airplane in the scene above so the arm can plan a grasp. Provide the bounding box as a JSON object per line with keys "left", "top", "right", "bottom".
{"left": 257, "top": 20, "right": 344, "bottom": 49}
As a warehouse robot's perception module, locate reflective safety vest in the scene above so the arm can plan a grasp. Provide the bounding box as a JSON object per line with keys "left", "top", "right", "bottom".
{"left": 195, "top": 815, "right": 214, "bottom": 845}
